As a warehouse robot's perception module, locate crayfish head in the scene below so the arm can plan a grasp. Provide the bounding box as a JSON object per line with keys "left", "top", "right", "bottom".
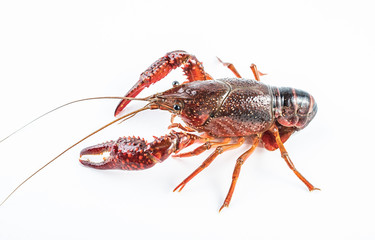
{"left": 148, "top": 80, "right": 229, "bottom": 130}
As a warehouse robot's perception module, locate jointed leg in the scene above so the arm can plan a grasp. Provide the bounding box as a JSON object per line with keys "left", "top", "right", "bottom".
{"left": 216, "top": 56, "right": 266, "bottom": 82}
{"left": 250, "top": 63, "right": 266, "bottom": 81}
{"left": 168, "top": 123, "right": 195, "bottom": 132}
{"left": 270, "top": 125, "right": 320, "bottom": 191}
{"left": 217, "top": 57, "right": 242, "bottom": 78}
{"left": 219, "top": 136, "right": 260, "bottom": 212}
{"left": 261, "top": 125, "right": 296, "bottom": 151}
{"left": 168, "top": 114, "right": 196, "bottom": 132}
{"left": 173, "top": 138, "right": 231, "bottom": 158}
{"left": 173, "top": 137, "right": 245, "bottom": 192}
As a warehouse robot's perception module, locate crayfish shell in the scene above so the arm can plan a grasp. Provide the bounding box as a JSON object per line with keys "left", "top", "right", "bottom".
{"left": 79, "top": 137, "right": 157, "bottom": 170}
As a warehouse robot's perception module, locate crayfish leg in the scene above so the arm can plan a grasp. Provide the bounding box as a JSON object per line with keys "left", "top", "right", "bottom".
{"left": 219, "top": 135, "right": 260, "bottom": 212}
{"left": 167, "top": 123, "right": 195, "bottom": 132}
{"left": 173, "top": 138, "right": 231, "bottom": 158}
{"left": 217, "top": 57, "right": 266, "bottom": 81}
{"left": 250, "top": 64, "right": 262, "bottom": 81}
{"left": 270, "top": 124, "right": 320, "bottom": 191}
{"left": 173, "top": 137, "right": 245, "bottom": 192}
{"left": 217, "top": 57, "right": 242, "bottom": 78}
{"left": 262, "top": 125, "right": 295, "bottom": 151}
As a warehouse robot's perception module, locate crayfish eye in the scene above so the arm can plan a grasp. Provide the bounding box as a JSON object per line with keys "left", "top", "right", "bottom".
{"left": 172, "top": 81, "right": 180, "bottom": 87}
{"left": 173, "top": 104, "right": 181, "bottom": 111}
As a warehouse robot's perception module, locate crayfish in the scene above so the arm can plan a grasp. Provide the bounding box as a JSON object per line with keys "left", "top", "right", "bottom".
{"left": 2, "top": 50, "right": 319, "bottom": 211}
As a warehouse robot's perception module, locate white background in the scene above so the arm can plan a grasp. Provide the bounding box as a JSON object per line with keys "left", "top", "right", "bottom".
{"left": 0, "top": 0, "right": 374, "bottom": 239}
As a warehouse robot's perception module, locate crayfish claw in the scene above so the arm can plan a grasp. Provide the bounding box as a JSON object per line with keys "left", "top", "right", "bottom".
{"left": 80, "top": 141, "right": 114, "bottom": 156}
{"left": 79, "top": 157, "right": 113, "bottom": 169}
{"left": 79, "top": 141, "right": 116, "bottom": 169}
{"left": 79, "top": 132, "right": 202, "bottom": 171}
{"left": 79, "top": 137, "right": 157, "bottom": 170}
{"left": 114, "top": 50, "right": 212, "bottom": 116}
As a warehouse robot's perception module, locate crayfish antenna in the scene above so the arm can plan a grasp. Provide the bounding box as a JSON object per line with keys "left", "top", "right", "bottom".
{"left": 0, "top": 96, "right": 149, "bottom": 144}
{"left": 0, "top": 104, "right": 151, "bottom": 207}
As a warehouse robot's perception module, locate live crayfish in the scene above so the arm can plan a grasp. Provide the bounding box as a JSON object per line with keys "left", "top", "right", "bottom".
{"left": 2, "top": 50, "right": 319, "bottom": 211}
{"left": 80, "top": 50, "right": 319, "bottom": 211}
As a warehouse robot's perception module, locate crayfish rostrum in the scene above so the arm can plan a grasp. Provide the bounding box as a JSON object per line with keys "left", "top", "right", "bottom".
{"left": 78, "top": 50, "right": 319, "bottom": 211}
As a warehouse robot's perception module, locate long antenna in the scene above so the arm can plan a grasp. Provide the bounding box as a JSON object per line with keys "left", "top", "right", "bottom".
{"left": 0, "top": 104, "right": 151, "bottom": 206}
{"left": 0, "top": 96, "right": 149, "bottom": 143}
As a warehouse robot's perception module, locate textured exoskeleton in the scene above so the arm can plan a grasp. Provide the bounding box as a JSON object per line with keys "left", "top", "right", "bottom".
{"left": 80, "top": 50, "right": 319, "bottom": 211}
